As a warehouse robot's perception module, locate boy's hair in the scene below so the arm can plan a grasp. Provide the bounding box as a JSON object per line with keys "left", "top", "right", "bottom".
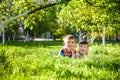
{"left": 79, "top": 40, "right": 88, "bottom": 45}
{"left": 64, "top": 34, "right": 75, "bottom": 42}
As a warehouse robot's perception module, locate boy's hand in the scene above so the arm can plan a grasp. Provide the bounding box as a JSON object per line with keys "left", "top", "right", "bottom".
{"left": 76, "top": 49, "right": 80, "bottom": 54}
{"left": 71, "top": 48, "right": 77, "bottom": 59}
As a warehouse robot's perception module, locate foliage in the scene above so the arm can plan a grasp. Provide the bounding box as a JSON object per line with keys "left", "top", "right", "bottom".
{"left": 56, "top": 0, "right": 120, "bottom": 40}
{"left": 0, "top": 41, "right": 120, "bottom": 80}
{"left": 0, "top": 0, "right": 120, "bottom": 41}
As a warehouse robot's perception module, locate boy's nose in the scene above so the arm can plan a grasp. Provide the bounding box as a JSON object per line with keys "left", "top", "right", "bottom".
{"left": 70, "top": 43, "right": 73, "bottom": 45}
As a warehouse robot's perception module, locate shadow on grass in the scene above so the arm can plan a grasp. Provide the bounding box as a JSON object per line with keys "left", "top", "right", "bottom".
{"left": 0, "top": 40, "right": 119, "bottom": 48}
{"left": 1, "top": 41, "right": 63, "bottom": 47}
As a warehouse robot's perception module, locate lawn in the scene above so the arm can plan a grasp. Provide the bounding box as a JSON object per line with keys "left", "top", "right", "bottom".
{"left": 0, "top": 41, "right": 120, "bottom": 80}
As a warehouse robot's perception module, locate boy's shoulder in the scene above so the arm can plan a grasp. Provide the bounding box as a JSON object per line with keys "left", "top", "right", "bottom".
{"left": 60, "top": 47, "right": 66, "bottom": 52}
{"left": 58, "top": 47, "right": 65, "bottom": 56}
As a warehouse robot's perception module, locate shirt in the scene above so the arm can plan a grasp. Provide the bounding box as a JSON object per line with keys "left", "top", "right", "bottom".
{"left": 58, "top": 48, "right": 73, "bottom": 57}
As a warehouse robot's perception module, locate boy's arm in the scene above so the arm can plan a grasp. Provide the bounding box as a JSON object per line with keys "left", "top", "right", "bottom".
{"left": 58, "top": 49, "right": 65, "bottom": 57}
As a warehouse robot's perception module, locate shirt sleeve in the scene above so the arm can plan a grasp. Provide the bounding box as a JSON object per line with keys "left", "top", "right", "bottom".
{"left": 58, "top": 49, "right": 65, "bottom": 57}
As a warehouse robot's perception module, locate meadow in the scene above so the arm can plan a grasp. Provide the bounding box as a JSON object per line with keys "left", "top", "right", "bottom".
{"left": 0, "top": 41, "right": 120, "bottom": 80}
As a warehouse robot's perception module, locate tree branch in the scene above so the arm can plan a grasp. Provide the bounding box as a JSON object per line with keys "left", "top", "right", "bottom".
{"left": 2, "top": 0, "right": 71, "bottom": 26}
{"left": 28, "top": 2, "right": 57, "bottom": 14}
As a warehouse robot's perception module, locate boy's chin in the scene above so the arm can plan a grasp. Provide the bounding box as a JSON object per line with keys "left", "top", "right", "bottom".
{"left": 80, "top": 52, "right": 86, "bottom": 54}
{"left": 68, "top": 48, "right": 74, "bottom": 50}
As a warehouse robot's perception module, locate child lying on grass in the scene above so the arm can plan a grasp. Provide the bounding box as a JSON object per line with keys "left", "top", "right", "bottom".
{"left": 76, "top": 40, "right": 89, "bottom": 58}
{"left": 52, "top": 38, "right": 88, "bottom": 59}
{"left": 58, "top": 34, "right": 76, "bottom": 59}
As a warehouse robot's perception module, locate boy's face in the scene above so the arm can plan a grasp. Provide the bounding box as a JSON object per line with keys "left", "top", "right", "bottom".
{"left": 78, "top": 44, "right": 88, "bottom": 54}
{"left": 64, "top": 39, "right": 75, "bottom": 51}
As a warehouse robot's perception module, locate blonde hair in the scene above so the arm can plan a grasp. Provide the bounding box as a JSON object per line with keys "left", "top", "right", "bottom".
{"left": 63, "top": 34, "right": 75, "bottom": 42}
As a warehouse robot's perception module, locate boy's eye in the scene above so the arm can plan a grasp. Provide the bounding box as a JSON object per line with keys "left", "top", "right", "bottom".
{"left": 72, "top": 41, "right": 75, "bottom": 43}
{"left": 79, "top": 45, "right": 82, "bottom": 47}
{"left": 67, "top": 41, "right": 70, "bottom": 43}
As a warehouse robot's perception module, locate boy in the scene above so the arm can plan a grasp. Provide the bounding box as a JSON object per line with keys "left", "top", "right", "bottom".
{"left": 58, "top": 34, "right": 76, "bottom": 59}
{"left": 76, "top": 40, "right": 89, "bottom": 57}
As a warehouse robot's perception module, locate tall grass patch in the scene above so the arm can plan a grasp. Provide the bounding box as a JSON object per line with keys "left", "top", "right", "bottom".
{"left": 0, "top": 41, "right": 120, "bottom": 80}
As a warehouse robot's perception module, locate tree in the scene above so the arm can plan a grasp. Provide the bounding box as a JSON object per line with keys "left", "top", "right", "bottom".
{"left": 56, "top": 0, "right": 120, "bottom": 44}
{"left": 0, "top": 0, "right": 71, "bottom": 44}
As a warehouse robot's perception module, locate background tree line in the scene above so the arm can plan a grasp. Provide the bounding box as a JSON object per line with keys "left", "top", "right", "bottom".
{"left": 0, "top": 0, "right": 120, "bottom": 44}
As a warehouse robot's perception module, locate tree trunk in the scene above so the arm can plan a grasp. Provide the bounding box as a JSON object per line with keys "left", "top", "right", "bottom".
{"left": 90, "top": 32, "right": 95, "bottom": 44}
{"left": 90, "top": 37, "right": 95, "bottom": 44}
{"left": 78, "top": 31, "right": 83, "bottom": 42}
{"left": 33, "top": 32, "right": 36, "bottom": 41}
{"left": 24, "top": 30, "right": 29, "bottom": 42}
{"left": 102, "top": 26, "right": 106, "bottom": 45}
{"left": 8, "top": 36, "right": 10, "bottom": 41}
{"left": 13, "top": 31, "right": 16, "bottom": 41}
{"left": 116, "top": 30, "right": 119, "bottom": 41}
{"left": 2, "top": 28, "right": 5, "bottom": 45}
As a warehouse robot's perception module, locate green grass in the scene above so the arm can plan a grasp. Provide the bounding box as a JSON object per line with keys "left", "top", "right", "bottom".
{"left": 0, "top": 41, "right": 120, "bottom": 80}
